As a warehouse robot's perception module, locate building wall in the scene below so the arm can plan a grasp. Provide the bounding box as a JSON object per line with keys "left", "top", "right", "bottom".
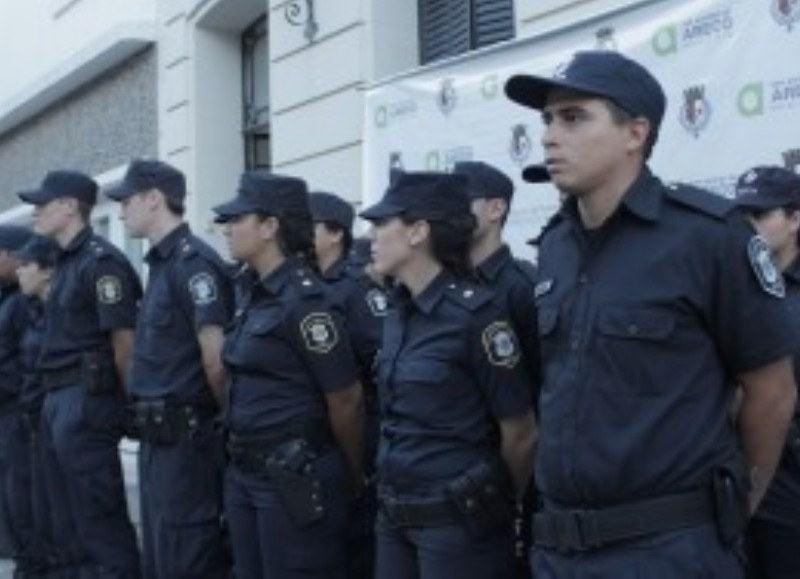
{"left": 0, "top": 49, "right": 158, "bottom": 211}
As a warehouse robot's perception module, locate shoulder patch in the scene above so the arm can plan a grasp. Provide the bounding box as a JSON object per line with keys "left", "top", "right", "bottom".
{"left": 748, "top": 235, "right": 785, "bottom": 298}
{"left": 188, "top": 272, "right": 218, "bottom": 305}
{"left": 89, "top": 239, "right": 110, "bottom": 259}
{"left": 664, "top": 183, "right": 734, "bottom": 220}
{"left": 96, "top": 275, "right": 122, "bottom": 304}
{"left": 365, "top": 287, "right": 389, "bottom": 317}
{"left": 482, "top": 321, "right": 520, "bottom": 368}
{"left": 444, "top": 282, "right": 492, "bottom": 311}
{"left": 300, "top": 312, "right": 339, "bottom": 353}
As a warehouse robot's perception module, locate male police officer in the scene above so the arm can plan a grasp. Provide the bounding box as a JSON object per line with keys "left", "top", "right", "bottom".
{"left": 107, "top": 158, "right": 233, "bottom": 578}
{"left": 0, "top": 225, "right": 34, "bottom": 571}
{"left": 506, "top": 51, "right": 797, "bottom": 577}
{"left": 310, "top": 191, "right": 387, "bottom": 579}
{"left": 18, "top": 170, "right": 142, "bottom": 577}
{"left": 735, "top": 166, "right": 800, "bottom": 579}
{"left": 454, "top": 161, "right": 540, "bottom": 579}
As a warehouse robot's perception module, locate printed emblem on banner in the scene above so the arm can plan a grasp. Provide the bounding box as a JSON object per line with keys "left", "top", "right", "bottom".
{"left": 748, "top": 236, "right": 785, "bottom": 298}
{"left": 509, "top": 125, "right": 532, "bottom": 166}
{"left": 366, "top": 289, "right": 389, "bottom": 317}
{"left": 300, "top": 312, "right": 339, "bottom": 353}
{"left": 96, "top": 276, "right": 122, "bottom": 304}
{"left": 771, "top": 0, "right": 800, "bottom": 31}
{"left": 482, "top": 322, "right": 520, "bottom": 368}
{"left": 437, "top": 78, "right": 457, "bottom": 115}
{"left": 594, "top": 26, "right": 618, "bottom": 50}
{"left": 783, "top": 149, "right": 800, "bottom": 174}
{"left": 189, "top": 272, "right": 217, "bottom": 305}
{"left": 679, "top": 85, "right": 712, "bottom": 138}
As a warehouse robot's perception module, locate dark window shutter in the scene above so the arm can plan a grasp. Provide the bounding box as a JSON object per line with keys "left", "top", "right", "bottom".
{"left": 473, "top": 0, "right": 514, "bottom": 48}
{"left": 419, "top": 0, "right": 514, "bottom": 65}
{"left": 419, "top": 0, "right": 470, "bottom": 65}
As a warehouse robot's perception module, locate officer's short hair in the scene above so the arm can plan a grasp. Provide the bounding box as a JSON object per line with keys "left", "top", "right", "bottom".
{"left": 400, "top": 212, "right": 476, "bottom": 277}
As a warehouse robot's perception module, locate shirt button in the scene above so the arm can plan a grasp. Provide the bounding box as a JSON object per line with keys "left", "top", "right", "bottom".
{"left": 627, "top": 324, "right": 639, "bottom": 336}
{"left": 578, "top": 273, "right": 588, "bottom": 284}
{"left": 570, "top": 338, "right": 580, "bottom": 351}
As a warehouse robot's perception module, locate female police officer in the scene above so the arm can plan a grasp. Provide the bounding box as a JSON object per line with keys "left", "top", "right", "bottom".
{"left": 359, "top": 171, "right": 536, "bottom": 579}
{"left": 213, "top": 171, "right": 364, "bottom": 579}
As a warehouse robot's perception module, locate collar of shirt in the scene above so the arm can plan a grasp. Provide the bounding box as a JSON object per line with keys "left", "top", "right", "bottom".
{"left": 61, "top": 226, "right": 93, "bottom": 257}
{"left": 258, "top": 257, "right": 297, "bottom": 297}
{"left": 561, "top": 167, "right": 664, "bottom": 232}
{"left": 145, "top": 222, "right": 191, "bottom": 264}
{"left": 322, "top": 256, "right": 347, "bottom": 282}
{"left": 392, "top": 269, "right": 452, "bottom": 315}
{"left": 476, "top": 244, "right": 512, "bottom": 283}
{"left": 784, "top": 253, "right": 800, "bottom": 287}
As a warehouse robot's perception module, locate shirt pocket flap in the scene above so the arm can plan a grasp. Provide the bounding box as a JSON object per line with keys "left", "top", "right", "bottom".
{"left": 598, "top": 308, "right": 675, "bottom": 341}
{"left": 394, "top": 360, "right": 450, "bottom": 385}
{"left": 242, "top": 314, "right": 281, "bottom": 336}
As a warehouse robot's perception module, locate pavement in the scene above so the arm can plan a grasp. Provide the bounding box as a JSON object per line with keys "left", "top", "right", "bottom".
{"left": 0, "top": 439, "right": 142, "bottom": 577}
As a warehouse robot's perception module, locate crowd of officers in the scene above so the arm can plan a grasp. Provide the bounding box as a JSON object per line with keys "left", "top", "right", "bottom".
{"left": 0, "top": 49, "right": 797, "bottom": 579}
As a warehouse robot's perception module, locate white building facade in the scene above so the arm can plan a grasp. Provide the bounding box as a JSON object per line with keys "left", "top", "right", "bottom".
{"left": 0, "top": 0, "right": 653, "bottom": 259}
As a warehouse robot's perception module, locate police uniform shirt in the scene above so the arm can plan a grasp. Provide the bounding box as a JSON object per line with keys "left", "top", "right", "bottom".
{"left": 0, "top": 287, "right": 30, "bottom": 405}
{"left": 38, "top": 227, "right": 141, "bottom": 371}
{"left": 475, "top": 245, "right": 540, "bottom": 389}
{"left": 19, "top": 298, "right": 46, "bottom": 410}
{"left": 534, "top": 168, "right": 797, "bottom": 507}
{"left": 223, "top": 258, "right": 359, "bottom": 434}
{"left": 376, "top": 271, "right": 532, "bottom": 492}
{"left": 129, "top": 223, "right": 233, "bottom": 402}
{"left": 754, "top": 254, "right": 800, "bottom": 527}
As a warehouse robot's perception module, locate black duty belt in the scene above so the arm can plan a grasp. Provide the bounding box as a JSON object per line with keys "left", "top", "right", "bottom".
{"left": 227, "top": 419, "right": 331, "bottom": 456}
{"left": 379, "top": 496, "right": 458, "bottom": 527}
{"left": 40, "top": 366, "right": 84, "bottom": 391}
{"left": 533, "top": 489, "right": 714, "bottom": 552}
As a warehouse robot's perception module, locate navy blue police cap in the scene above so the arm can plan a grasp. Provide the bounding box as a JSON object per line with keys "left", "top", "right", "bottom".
{"left": 359, "top": 171, "right": 471, "bottom": 222}
{"left": 453, "top": 161, "right": 514, "bottom": 201}
{"left": 735, "top": 166, "right": 800, "bottom": 211}
{"left": 18, "top": 170, "right": 98, "bottom": 206}
{"left": 0, "top": 225, "right": 33, "bottom": 252}
{"left": 309, "top": 191, "right": 355, "bottom": 230}
{"left": 11, "top": 235, "right": 61, "bottom": 268}
{"left": 106, "top": 158, "right": 186, "bottom": 203}
{"left": 505, "top": 50, "right": 666, "bottom": 135}
{"left": 522, "top": 163, "right": 551, "bottom": 184}
{"left": 213, "top": 171, "right": 310, "bottom": 223}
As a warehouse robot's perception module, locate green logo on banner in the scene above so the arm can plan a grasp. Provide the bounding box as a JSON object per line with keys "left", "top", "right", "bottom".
{"left": 482, "top": 75, "right": 499, "bottom": 99}
{"left": 426, "top": 151, "right": 441, "bottom": 171}
{"left": 652, "top": 25, "right": 677, "bottom": 56}
{"left": 374, "top": 106, "right": 388, "bottom": 128}
{"left": 738, "top": 83, "right": 764, "bottom": 117}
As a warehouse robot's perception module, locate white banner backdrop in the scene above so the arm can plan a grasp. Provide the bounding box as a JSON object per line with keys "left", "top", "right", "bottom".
{"left": 362, "top": 0, "right": 800, "bottom": 260}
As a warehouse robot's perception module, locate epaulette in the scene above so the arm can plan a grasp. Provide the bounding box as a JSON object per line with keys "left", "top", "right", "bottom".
{"left": 663, "top": 182, "right": 734, "bottom": 220}
{"left": 88, "top": 239, "right": 111, "bottom": 259}
{"left": 177, "top": 237, "right": 199, "bottom": 260}
{"left": 293, "top": 267, "right": 324, "bottom": 299}
{"left": 443, "top": 280, "right": 492, "bottom": 312}
{"left": 513, "top": 258, "right": 537, "bottom": 287}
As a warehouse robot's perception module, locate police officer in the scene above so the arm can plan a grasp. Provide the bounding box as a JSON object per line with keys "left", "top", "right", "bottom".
{"left": 310, "top": 191, "right": 388, "bottom": 579}
{"left": 454, "top": 160, "right": 541, "bottom": 579}
{"left": 18, "top": 170, "right": 142, "bottom": 577}
{"left": 0, "top": 225, "right": 35, "bottom": 573}
{"left": 360, "top": 171, "right": 536, "bottom": 578}
{"left": 106, "top": 158, "right": 233, "bottom": 578}
{"left": 734, "top": 166, "right": 800, "bottom": 579}
{"left": 13, "top": 235, "right": 71, "bottom": 577}
{"left": 505, "top": 50, "right": 798, "bottom": 577}
{"left": 214, "top": 172, "right": 364, "bottom": 578}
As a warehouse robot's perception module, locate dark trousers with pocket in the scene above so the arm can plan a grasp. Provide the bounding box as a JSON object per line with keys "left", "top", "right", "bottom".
{"left": 138, "top": 422, "right": 228, "bottom": 578}
{"left": 224, "top": 447, "right": 349, "bottom": 579}
{"left": 43, "top": 384, "right": 140, "bottom": 578}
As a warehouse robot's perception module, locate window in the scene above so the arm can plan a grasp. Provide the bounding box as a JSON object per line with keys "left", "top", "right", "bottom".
{"left": 419, "top": 0, "right": 515, "bottom": 65}
{"left": 242, "top": 15, "right": 270, "bottom": 170}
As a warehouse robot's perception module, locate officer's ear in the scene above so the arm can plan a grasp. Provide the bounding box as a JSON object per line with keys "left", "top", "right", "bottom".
{"left": 406, "top": 219, "right": 430, "bottom": 248}
{"left": 258, "top": 214, "right": 279, "bottom": 241}
{"left": 625, "top": 116, "right": 651, "bottom": 158}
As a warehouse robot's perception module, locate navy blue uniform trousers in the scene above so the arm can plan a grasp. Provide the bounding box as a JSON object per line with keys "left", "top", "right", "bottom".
{"left": 43, "top": 385, "right": 139, "bottom": 578}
